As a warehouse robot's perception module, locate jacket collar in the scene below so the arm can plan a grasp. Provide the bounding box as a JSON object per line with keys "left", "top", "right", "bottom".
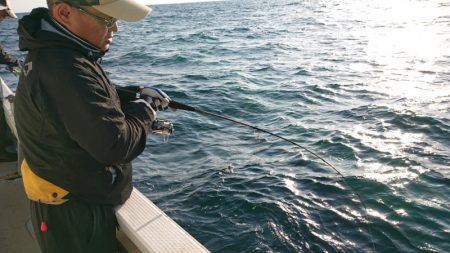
{"left": 41, "top": 17, "right": 105, "bottom": 60}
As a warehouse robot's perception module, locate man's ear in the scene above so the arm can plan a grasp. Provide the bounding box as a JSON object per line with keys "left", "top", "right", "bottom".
{"left": 51, "top": 3, "right": 74, "bottom": 27}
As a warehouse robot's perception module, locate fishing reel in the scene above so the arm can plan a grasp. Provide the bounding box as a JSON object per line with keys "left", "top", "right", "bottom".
{"left": 151, "top": 119, "right": 174, "bottom": 139}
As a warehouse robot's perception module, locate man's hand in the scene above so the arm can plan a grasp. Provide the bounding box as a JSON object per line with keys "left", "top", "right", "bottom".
{"left": 140, "top": 87, "right": 171, "bottom": 111}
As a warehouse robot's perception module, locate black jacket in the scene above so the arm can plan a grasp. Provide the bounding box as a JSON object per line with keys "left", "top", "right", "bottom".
{"left": 15, "top": 8, "right": 153, "bottom": 205}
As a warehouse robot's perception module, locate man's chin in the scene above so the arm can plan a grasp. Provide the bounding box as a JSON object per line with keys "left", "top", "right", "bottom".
{"left": 101, "top": 44, "right": 111, "bottom": 53}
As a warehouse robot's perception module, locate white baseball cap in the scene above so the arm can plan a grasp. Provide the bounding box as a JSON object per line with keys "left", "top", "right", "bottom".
{"left": 66, "top": 0, "right": 151, "bottom": 21}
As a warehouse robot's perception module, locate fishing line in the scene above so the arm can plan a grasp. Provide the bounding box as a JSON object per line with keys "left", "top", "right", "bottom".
{"left": 169, "top": 100, "right": 377, "bottom": 251}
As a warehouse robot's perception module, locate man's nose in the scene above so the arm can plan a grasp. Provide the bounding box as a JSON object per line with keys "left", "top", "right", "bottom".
{"left": 110, "top": 22, "right": 119, "bottom": 32}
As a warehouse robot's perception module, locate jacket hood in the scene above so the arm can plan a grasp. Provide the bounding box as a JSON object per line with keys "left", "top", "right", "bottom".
{"left": 18, "top": 8, "right": 105, "bottom": 60}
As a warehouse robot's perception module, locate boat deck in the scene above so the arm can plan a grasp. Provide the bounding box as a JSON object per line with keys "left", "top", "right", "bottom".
{"left": 0, "top": 161, "right": 40, "bottom": 253}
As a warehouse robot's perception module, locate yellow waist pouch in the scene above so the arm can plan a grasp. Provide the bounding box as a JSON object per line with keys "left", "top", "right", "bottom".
{"left": 21, "top": 160, "right": 69, "bottom": 205}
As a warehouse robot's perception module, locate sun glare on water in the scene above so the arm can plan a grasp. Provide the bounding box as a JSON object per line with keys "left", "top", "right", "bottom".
{"left": 330, "top": 1, "right": 450, "bottom": 186}
{"left": 363, "top": 1, "right": 447, "bottom": 61}
{"left": 347, "top": 0, "right": 450, "bottom": 103}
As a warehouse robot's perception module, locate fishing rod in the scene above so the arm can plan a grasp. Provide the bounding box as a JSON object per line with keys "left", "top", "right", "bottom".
{"left": 170, "top": 101, "right": 341, "bottom": 175}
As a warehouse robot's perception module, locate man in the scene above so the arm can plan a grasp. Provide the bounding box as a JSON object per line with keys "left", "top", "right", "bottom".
{"left": 14, "top": 0, "right": 170, "bottom": 252}
{"left": 0, "top": 0, "right": 19, "bottom": 162}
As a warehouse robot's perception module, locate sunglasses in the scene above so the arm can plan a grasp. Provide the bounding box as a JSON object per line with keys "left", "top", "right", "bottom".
{"left": 74, "top": 6, "right": 118, "bottom": 28}
{"left": 55, "top": 1, "right": 117, "bottom": 28}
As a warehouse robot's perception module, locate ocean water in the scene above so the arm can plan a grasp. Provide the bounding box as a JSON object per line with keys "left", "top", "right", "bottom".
{"left": 2, "top": 0, "right": 450, "bottom": 252}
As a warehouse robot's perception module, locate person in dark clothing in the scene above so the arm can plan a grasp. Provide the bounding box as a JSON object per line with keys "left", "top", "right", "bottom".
{"left": 14, "top": 0, "right": 170, "bottom": 252}
{"left": 0, "top": 0, "right": 19, "bottom": 162}
{"left": 0, "top": 0, "right": 20, "bottom": 68}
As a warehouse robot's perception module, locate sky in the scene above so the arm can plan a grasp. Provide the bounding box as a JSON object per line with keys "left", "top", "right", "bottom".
{"left": 11, "top": 0, "right": 219, "bottom": 13}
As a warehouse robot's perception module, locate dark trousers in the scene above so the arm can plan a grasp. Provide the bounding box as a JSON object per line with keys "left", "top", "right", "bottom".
{"left": 30, "top": 199, "right": 118, "bottom": 253}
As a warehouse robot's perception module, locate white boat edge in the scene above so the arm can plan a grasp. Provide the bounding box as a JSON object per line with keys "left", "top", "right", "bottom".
{"left": 0, "top": 77, "right": 210, "bottom": 253}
